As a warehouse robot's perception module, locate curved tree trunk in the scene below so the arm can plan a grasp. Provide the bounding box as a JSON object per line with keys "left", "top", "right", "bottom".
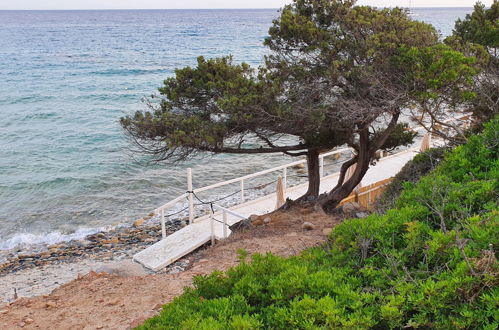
{"left": 316, "top": 129, "right": 370, "bottom": 210}
{"left": 315, "top": 113, "right": 401, "bottom": 211}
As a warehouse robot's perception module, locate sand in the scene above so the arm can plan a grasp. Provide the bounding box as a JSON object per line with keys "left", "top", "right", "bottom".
{"left": 0, "top": 208, "right": 341, "bottom": 329}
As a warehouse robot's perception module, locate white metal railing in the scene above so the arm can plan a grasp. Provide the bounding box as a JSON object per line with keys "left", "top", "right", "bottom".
{"left": 153, "top": 114, "right": 471, "bottom": 239}
{"left": 155, "top": 147, "right": 352, "bottom": 238}
{"left": 209, "top": 204, "right": 247, "bottom": 245}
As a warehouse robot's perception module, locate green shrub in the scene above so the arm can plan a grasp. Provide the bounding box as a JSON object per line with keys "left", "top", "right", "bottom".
{"left": 137, "top": 118, "right": 498, "bottom": 330}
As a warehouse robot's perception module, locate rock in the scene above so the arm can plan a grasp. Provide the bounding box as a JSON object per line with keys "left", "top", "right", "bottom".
{"left": 45, "top": 301, "right": 57, "bottom": 308}
{"left": 302, "top": 222, "right": 316, "bottom": 230}
{"left": 106, "top": 298, "right": 121, "bottom": 306}
{"left": 297, "top": 169, "right": 306, "bottom": 175}
{"left": 285, "top": 232, "right": 298, "bottom": 237}
{"left": 198, "top": 259, "right": 209, "bottom": 263}
{"left": 95, "top": 260, "right": 147, "bottom": 277}
{"left": 322, "top": 228, "right": 333, "bottom": 236}
{"left": 356, "top": 212, "right": 370, "bottom": 218}
{"left": 293, "top": 163, "right": 305, "bottom": 169}
{"left": 133, "top": 218, "right": 146, "bottom": 228}
{"left": 263, "top": 217, "right": 272, "bottom": 224}
{"left": 0, "top": 309, "right": 8, "bottom": 314}
{"left": 229, "top": 218, "right": 251, "bottom": 232}
{"left": 24, "top": 318, "right": 34, "bottom": 324}
{"left": 249, "top": 214, "right": 259, "bottom": 221}
{"left": 342, "top": 202, "right": 361, "bottom": 213}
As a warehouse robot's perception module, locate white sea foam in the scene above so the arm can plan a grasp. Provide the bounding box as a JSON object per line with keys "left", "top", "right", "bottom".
{"left": 0, "top": 227, "right": 104, "bottom": 251}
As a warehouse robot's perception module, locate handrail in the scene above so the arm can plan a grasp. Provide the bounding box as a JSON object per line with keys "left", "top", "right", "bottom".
{"left": 195, "top": 147, "right": 352, "bottom": 193}
{"left": 150, "top": 114, "right": 471, "bottom": 240}
{"left": 210, "top": 204, "right": 247, "bottom": 245}
{"left": 153, "top": 147, "right": 353, "bottom": 238}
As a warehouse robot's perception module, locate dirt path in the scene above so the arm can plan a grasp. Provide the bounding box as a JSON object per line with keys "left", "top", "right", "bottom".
{"left": 0, "top": 208, "right": 340, "bottom": 329}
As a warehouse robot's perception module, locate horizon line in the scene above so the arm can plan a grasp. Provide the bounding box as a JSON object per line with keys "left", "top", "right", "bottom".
{"left": 0, "top": 6, "right": 474, "bottom": 11}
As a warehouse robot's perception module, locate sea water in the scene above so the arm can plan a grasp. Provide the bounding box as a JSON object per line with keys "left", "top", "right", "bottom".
{"left": 0, "top": 8, "right": 472, "bottom": 250}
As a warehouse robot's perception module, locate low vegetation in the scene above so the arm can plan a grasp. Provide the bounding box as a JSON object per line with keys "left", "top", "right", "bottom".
{"left": 138, "top": 119, "right": 498, "bottom": 329}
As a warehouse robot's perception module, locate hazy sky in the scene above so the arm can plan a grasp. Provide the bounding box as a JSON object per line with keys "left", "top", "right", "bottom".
{"left": 0, "top": 0, "right": 492, "bottom": 10}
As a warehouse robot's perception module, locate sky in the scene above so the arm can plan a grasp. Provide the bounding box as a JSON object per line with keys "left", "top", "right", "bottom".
{"left": 0, "top": 0, "right": 492, "bottom": 10}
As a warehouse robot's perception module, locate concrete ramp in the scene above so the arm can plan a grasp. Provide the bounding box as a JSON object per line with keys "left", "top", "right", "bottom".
{"left": 133, "top": 211, "right": 245, "bottom": 271}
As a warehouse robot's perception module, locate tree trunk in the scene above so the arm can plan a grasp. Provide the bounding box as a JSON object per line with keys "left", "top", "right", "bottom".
{"left": 304, "top": 149, "right": 320, "bottom": 199}
{"left": 316, "top": 129, "right": 370, "bottom": 210}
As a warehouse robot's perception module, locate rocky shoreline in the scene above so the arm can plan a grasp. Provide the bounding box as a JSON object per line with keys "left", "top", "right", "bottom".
{"left": 0, "top": 217, "right": 187, "bottom": 276}
{"left": 0, "top": 217, "right": 202, "bottom": 303}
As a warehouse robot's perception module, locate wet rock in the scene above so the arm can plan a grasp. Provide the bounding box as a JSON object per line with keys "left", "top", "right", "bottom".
{"left": 302, "top": 222, "right": 316, "bottom": 230}
{"left": 133, "top": 218, "right": 146, "bottom": 228}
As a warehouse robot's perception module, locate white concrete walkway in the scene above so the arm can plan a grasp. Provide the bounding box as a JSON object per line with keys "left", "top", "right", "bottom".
{"left": 134, "top": 147, "right": 420, "bottom": 271}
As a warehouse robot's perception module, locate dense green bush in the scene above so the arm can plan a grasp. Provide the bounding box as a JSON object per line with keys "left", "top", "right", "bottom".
{"left": 138, "top": 118, "right": 498, "bottom": 330}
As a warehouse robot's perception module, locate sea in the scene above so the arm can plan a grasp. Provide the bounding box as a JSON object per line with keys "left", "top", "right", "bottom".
{"left": 0, "top": 8, "right": 473, "bottom": 251}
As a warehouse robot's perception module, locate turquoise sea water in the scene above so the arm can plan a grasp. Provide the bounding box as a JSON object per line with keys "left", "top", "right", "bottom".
{"left": 0, "top": 8, "right": 472, "bottom": 249}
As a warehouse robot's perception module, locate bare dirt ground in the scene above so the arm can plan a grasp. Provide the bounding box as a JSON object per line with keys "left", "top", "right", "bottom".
{"left": 0, "top": 208, "right": 341, "bottom": 330}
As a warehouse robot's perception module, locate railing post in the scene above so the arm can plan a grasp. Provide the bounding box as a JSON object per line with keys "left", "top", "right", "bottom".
{"left": 319, "top": 156, "right": 324, "bottom": 177}
{"left": 282, "top": 168, "right": 287, "bottom": 191}
{"left": 160, "top": 209, "right": 166, "bottom": 239}
{"left": 223, "top": 210, "right": 228, "bottom": 239}
{"left": 210, "top": 210, "right": 215, "bottom": 246}
{"left": 187, "top": 168, "right": 194, "bottom": 224}
{"left": 240, "top": 179, "right": 244, "bottom": 203}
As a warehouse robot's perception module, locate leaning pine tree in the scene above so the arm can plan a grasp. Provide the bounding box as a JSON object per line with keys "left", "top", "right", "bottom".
{"left": 121, "top": 0, "right": 478, "bottom": 210}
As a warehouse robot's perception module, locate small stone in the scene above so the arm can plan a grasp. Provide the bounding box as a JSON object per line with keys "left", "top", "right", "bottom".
{"left": 356, "top": 212, "right": 370, "bottom": 218}
{"left": 249, "top": 214, "right": 259, "bottom": 221}
{"left": 263, "top": 217, "right": 271, "bottom": 224}
{"left": 297, "top": 169, "right": 306, "bottom": 175}
{"left": 342, "top": 202, "right": 361, "bottom": 213}
{"left": 24, "top": 318, "right": 34, "bottom": 324}
{"left": 45, "top": 301, "right": 57, "bottom": 308}
{"left": 133, "top": 218, "right": 146, "bottom": 228}
{"left": 107, "top": 298, "right": 121, "bottom": 306}
{"left": 302, "top": 222, "right": 316, "bottom": 230}
{"left": 293, "top": 163, "right": 305, "bottom": 169}
{"left": 322, "top": 228, "right": 333, "bottom": 236}
{"left": 198, "top": 259, "right": 209, "bottom": 263}
{"left": 285, "top": 232, "right": 298, "bottom": 237}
